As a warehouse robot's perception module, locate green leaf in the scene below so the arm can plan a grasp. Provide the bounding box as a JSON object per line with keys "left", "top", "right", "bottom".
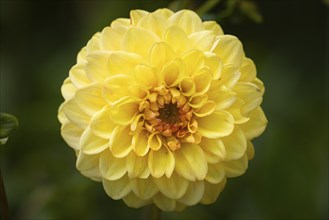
{"left": 0, "top": 113, "right": 18, "bottom": 139}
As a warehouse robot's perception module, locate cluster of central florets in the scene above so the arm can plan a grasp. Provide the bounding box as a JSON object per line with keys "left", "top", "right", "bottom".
{"left": 139, "top": 84, "right": 199, "bottom": 151}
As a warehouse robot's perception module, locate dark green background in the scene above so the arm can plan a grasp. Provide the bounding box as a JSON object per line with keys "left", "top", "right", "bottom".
{"left": 0, "top": 0, "right": 328, "bottom": 219}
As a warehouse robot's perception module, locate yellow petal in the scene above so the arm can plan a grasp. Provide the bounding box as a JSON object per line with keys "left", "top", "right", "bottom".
{"left": 61, "top": 122, "right": 83, "bottom": 150}
{"left": 161, "top": 58, "right": 185, "bottom": 87}
{"left": 243, "top": 97, "right": 263, "bottom": 116}
{"left": 126, "top": 152, "right": 150, "bottom": 179}
{"left": 222, "top": 127, "right": 247, "bottom": 161}
{"left": 101, "top": 27, "right": 122, "bottom": 51}
{"left": 246, "top": 140, "right": 255, "bottom": 160}
{"left": 200, "top": 138, "right": 226, "bottom": 162}
{"left": 75, "top": 83, "right": 107, "bottom": 116}
{"left": 77, "top": 47, "right": 87, "bottom": 63}
{"left": 212, "top": 35, "right": 243, "bottom": 68}
{"left": 147, "top": 133, "right": 162, "bottom": 151}
{"left": 148, "top": 146, "right": 175, "bottom": 178}
{"left": 123, "top": 27, "right": 160, "bottom": 58}
{"left": 223, "top": 154, "right": 248, "bottom": 177}
{"left": 132, "top": 129, "right": 149, "bottom": 156}
{"left": 179, "top": 78, "right": 195, "bottom": 97}
{"left": 131, "top": 178, "right": 158, "bottom": 200}
{"left": 153, "top": 193, "right": 176, "bottom": 211}
{"left": 233, "top": 82, "right": 263, "bottom": 114}
{"left": 130, "top": 9, "right": 149, "bottom": 25}
{"left": 200, "top": 178, "right": 226, "bottom": 204}
{"left": 203, "top": 21, "right": 224, "bottom": 35}
{"left": 197, "top": 110, "right": 234, "bottom": 139}
{"left": 61, "top": 78, "right": 76, "bottom": 100}
{"left": 123, "top": 192, "right": 151, "bottom": 208}
{"left": 164, "top": 26, "right": 189, "bottom": 55}
{"left": 134, "top": 64, "right": 158, "bottom": 88}
{"left": 153, "top": 172, "right": 189, "bottom": 199}
{"left": 178, "top": 181, "right": 205, "bottom": 206}
{"left": 239, "top": 107, "right": 267, "bottom": 140}
{"left": 225, "top": 98, "right": 249, "bottom": 124}
{"left": 169, "top": 87, "right": 180, "bottom": 100}
{"left": 149, "top": 42, "right": 176, "bottom": 68}
{"left": 109, "top": 98, "right": 139, "bottom": 126}
{"left": 205, "top": 163, "right": 225, "bottom": 184}
{"left": 189, "top": 93, "right": 208, "bottom": 108}
{"left": 203, "top": 150, "right": 221, "bottom": 164}
{"left": 58, "top": 103, "right": 68, "bottom": 124}
{"left": 138, "top": 13, "right": 170, "bottom": 38}
{"left": 189, "top": 30, "right": 216, "bottom": 51}
{"left": 85, "top": 32, "right": 101, "bottom": 54}
{"left": 234, "top": 81, "right": 263, "bottom": 99}
{"left": 221, "top": 65, "right": 241, "bottom": 89}
{"left": 240, "top": 57, "right": 256, "bottom": 82}
{"left": 76, "top": 151, "right": 101, "bottom": 180}
{"left": 103, "top": 175, "right": 131, "bottom": 200}
{"left": 187, "top": 118, "right": 198, "bottom": 133}
{"left": 154, "top": 8, "right": 174, "bottom": 18}
{"left": 169, "top": 10, "right": 204, "bottom": 35}
{"left": 109, "top": 126, "right": 133, "bottom": 158}
{"left": 165, "top": 136, "right": 179, "bottom": 151}
{"left": 129, "top": 85, "right": 149, "bottom": 100}
{"left": 193, "top": 100, "right": 216, "bottom": 117}
{"left": 193, "top": 67, "right": 213, "bottom": 94}
{"left": 103, "top": 74, "right": 131, "bottom": 103}
{"left": 144, "top": 109, "right": 158, "bottom": 121}
{"left": 130, "top": 113, "right": 145, "bottom": 132}
{"left": 108, "top": 51, "right": 144, "bottom": 75}
{"left": 174, "top": 143, "right": 207, "bottom": 181}
{"left": 90, "top": 106, "right": 116, "bottom": 139}
{"left": 69, "top": 63, "right": 91, "bottom": 88}
{"left": 181, "top": 49, "right": 205, "bottom": 76}
{"left": 62, "top": 99, "right": 90, "bottom": 129}
{"left": 99, "top": 150, "right": 126, "bottom": 180}
{"left": 80, "top": 127, "right": 109, "bottom": 154}
{"left": 204, "top": 52, "right": 222, "bottom": 80}
{"left": 111, "top": 18, "right": 130, "bottom": 35}
{"left": 253, "top": 77, "right": 264, "bottom": 93}
{"left": 85, "top": 51, "right": 111, "bottom": 83}
{"left": 112, "top": 18, "right": 130, "bottom": 26}
{"left": 210, "top": 85, "right": 236, "bottom": 110}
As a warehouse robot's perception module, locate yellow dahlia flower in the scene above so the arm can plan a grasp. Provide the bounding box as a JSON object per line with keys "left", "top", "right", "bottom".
{"left": 58, "top": 8, "right": 267, "bottom": 211}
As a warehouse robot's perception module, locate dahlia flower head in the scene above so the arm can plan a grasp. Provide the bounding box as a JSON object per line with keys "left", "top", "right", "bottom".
{"left": 58, "top": 8, "right": 267, "bottom": 211}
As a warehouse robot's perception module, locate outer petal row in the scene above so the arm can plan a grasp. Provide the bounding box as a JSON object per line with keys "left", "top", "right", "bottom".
{"left": 174, "top": 143, "right": 207, "bottom": 181}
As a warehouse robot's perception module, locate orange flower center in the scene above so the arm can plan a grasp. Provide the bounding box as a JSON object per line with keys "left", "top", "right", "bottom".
{"left": 153, "top": 103, "right": 192, "bottom": 139}
{"left": 139, "top": 85, "right": 200, "bottom": 151}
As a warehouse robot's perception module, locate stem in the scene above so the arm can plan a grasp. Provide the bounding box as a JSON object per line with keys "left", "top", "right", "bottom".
{"left": 196, "top": 0, "right": 221, "bottom": 17}
{"left": 0, "top": 168, "right": 9, "bottom": 220}
{"left": 142, "top": 205, "right": 161, "bottom": 220}
{"left": 217, "top": 0, "right": 238, "bottom": 19}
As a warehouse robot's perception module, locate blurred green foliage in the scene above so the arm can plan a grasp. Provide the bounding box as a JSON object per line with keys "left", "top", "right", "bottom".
{"left": 0, "top": 0, "right": 328, "bottom": 219}
{"left": 0, "top": 113, "right": 18, "bottom": 139}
